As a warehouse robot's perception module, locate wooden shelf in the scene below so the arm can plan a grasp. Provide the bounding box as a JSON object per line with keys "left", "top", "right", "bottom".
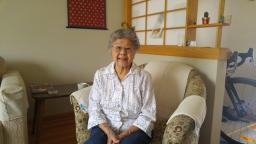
{"left": 138, "top": 45, "right": 231, "bottom": 60}
{"left": 187, "top": 23, "right": 230, "bottom": 28}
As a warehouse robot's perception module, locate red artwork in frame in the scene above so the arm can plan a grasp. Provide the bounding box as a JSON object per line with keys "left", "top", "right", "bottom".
{"left": 67, "top": 0, "right": 107, "bottom": 30}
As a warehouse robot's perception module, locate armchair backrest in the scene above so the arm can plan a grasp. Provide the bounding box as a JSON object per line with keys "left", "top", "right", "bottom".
{"left": 144, "top": 61, "right": 193, "bottom": 120}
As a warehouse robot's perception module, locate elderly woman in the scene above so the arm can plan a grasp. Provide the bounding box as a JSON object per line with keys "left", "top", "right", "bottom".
{"left": 85, "top": 28, "right": 156, "bottom": 144}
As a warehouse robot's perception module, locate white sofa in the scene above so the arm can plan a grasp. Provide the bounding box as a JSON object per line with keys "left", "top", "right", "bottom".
{"left": 0, "top": 56, "right": 29, "bottom": 144}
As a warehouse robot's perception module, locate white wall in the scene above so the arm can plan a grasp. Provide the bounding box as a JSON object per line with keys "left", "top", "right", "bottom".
{"left": 0, "top": 0, "right": 123, "bottom": 116}
{"left": 222, "top": 0, "right": 256, "bottom": 52}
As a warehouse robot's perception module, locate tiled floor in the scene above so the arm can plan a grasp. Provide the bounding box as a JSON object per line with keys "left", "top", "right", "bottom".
{"left": 222, "top": 120, "right": 256, "bottom": 143}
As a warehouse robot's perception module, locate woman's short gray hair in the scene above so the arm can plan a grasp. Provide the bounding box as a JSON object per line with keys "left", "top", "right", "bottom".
{"left": 108, "top": 28, "right": 140, "bottom": 50}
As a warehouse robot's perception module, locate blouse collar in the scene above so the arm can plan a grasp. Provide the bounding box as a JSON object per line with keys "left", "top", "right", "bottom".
{"left": 108, "top": 61, "right": 139, "bottom": 75}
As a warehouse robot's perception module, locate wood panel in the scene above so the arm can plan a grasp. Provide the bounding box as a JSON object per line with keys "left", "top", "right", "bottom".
{"left": 185, "top": 0, "right": 198, "bottom": 42}
{"left": 138, "top": 45, "right": 231, "bottom": 59}
{"left": 29, "top": 113, "right": 76, "bottom": 144}
{"left": 216, "top": 0, "right": 225, "bottom": 47}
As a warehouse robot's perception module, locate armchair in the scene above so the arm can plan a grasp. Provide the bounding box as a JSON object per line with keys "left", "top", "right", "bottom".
{"left": 0, "top": 56, "right": 29, "bottom": 144}
{"left": 70, "top": 61, "right": 206, "bottom": 144}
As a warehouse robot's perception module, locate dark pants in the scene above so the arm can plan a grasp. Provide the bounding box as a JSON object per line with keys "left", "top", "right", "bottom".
{"left": 84, "top": 126, "right": 151, "bottom": 144}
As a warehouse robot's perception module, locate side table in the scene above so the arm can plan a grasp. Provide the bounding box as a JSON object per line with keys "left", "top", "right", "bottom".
{"left": 30, "top": 83, "right": 78, "bottom": 144}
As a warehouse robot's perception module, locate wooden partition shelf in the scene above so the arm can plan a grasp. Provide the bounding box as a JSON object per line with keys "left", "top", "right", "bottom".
{"left": 124, "top": 0, "right": 230, "bottom": 60}
{"left": 187, "top": 23, "right": 230, "bottom": 29}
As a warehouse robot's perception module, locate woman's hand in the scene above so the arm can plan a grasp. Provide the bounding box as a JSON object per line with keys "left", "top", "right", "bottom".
{"left": 99, "top": 123, "right": 120, "bottom": 144}
{"left": 118, "top": 126, "right": 140, "bottom": 140}
{"left": 117, "top": 131, "right": 128, "bottom": 140}
{"left": 107, "top": 133, "right": 120, "bottom": 144}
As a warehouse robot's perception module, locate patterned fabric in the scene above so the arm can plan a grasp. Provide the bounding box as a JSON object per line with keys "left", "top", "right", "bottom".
{"left": 151, "top": 119, "right": 168, "bottom": 144}
{"left": 184, "top": 70, "right": 206, "bottom": 98}
{"left": 162, "top": 115, "right": 195, "bottom": 144}
{"left": 71, "top": 65, "right": 206, "bottom": 144}
{"left": 71, "top": 96, "right": 90, "bottom": 144}
{"left": 67, "top": 0, "right": 106, "bottom": 28}
{"left": 88, "top": 62, "right": 156, "bottom": 137}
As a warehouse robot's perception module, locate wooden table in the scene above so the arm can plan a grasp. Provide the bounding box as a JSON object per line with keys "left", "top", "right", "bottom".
{"left": 30, "top": 83, "right": 78, "bottom": 144}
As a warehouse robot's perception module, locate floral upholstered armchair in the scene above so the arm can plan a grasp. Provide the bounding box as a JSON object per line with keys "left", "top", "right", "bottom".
{"left": 70, "top": 61, "right": 207, "bottom": 144}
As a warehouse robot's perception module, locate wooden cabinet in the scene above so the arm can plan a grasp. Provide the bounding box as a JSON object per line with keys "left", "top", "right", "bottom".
{"left": 123, "top": 0, "right": 230, "bottom": 59}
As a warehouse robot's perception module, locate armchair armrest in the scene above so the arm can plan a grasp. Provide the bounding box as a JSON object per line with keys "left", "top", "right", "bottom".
{"left": 70, "top": 95, "right": 90, "bottom": 144}
{"left": 0, "top": 71, "right": 28, "bottom": 121}
{"left": 162, "top": 69, "right": 207, "bottom": 144}
{"left": 163, "top": 96, "right": 206, "bottom": 144}
{"left": 184, "top": 69, "right": 206, "bottom": 98}
{"left": 162, "top": 115, "right": 195, "bottom": 144}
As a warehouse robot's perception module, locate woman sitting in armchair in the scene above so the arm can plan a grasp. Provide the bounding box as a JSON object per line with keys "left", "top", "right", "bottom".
{"left": 85, "top": 28, "right": 156, "bottom": 144}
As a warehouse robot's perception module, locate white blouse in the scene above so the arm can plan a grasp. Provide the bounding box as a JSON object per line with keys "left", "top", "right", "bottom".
{"left": 87, "top": 62, "right": 156, "bottom": 137}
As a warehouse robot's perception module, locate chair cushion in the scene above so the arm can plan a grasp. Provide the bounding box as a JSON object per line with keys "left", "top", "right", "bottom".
{"left": 151, "top": 119, "right": 168, "bottom": 144}
{"left": 144, "top": 61, "right": 192, "bottom": 120}
{"left": 70, "top": 86, "right": 91, "bottom": 113}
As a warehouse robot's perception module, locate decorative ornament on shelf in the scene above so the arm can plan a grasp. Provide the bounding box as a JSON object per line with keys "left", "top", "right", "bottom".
{"left": 224, "top": 15, "right": 232, "bottom": 24}
{"left": 202, "top": 11, "right": 210, "bottom": 24}
{"left": 219, "top": 16, "right": 225, "bottom": 23}
{"left": 151, "top": 14, "right": 164, "bottom": 39}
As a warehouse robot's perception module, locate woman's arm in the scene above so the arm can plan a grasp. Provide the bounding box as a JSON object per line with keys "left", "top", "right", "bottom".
{"left": 118, "top": 125, "right": 140, "bottom": 139}
{"left": 132, "top": 72, "right": 156, "bottom": 137}
{"left": 87, "top": 71, "right": 108, "bottom": 129}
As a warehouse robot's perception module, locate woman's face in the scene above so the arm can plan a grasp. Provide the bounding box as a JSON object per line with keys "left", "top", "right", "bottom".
{"left": 111, "top": 38, "right": 136, "bottom": 69}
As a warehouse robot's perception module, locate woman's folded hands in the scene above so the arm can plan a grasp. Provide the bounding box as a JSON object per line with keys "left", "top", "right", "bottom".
{"left": 99, "top": 123, "right": 140, "bottom": 144}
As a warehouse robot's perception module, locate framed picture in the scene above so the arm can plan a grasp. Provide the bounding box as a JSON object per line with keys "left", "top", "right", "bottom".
{"left": 67, "top": 0, "right": 107, "bottom": 30}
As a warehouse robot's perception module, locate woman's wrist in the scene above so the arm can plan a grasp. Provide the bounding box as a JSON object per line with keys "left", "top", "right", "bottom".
{"left": 99, "top": 123, "right": 114, "bottom": 136}
{"left": 123, "top": 129, "right": 132, "bottom": 137}
{"left": 118, "top": 130, "right": 129, "bottom": 139}
{"left": 128, "top": 129, "right": 132, "bottom": 135}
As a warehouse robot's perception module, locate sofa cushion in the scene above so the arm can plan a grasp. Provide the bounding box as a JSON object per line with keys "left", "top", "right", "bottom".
{"left": 0, "top": 57, "right": 7, "bottom": 79}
